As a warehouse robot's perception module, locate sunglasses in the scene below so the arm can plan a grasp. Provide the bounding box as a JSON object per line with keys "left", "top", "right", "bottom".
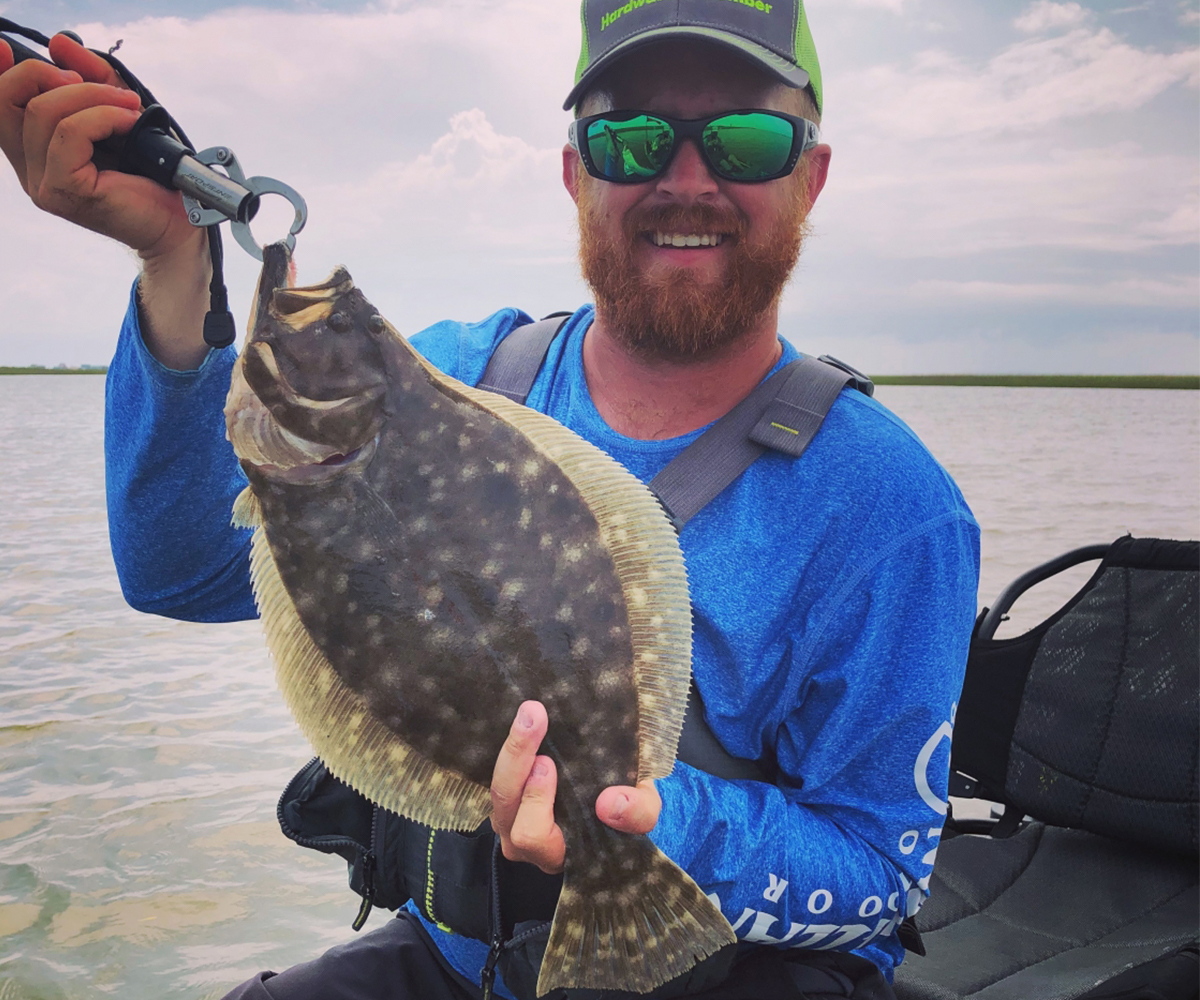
{"left": 568, "top": 109, "right": 820, "bottom": 185}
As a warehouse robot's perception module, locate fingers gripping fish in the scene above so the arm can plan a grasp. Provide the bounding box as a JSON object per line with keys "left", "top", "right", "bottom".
{"left": 224, "top": 243, "right": 736, "bottom": 996}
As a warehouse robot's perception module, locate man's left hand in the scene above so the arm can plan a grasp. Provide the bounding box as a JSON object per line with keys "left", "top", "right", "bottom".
{"left": 490, "top": 700, "right": 662, "bottom": 874}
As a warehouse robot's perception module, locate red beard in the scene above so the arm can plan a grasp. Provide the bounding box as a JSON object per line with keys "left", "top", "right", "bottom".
{"left": 577, "top": 173, "right": 811, "bottom": 363}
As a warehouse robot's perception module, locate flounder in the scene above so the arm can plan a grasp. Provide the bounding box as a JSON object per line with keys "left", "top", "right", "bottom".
{"left": 224, "top": 243, "right": 735, "bottom": 995}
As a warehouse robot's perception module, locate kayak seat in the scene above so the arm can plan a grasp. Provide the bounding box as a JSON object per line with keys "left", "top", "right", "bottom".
{"left": 893, "top": 536, "right": 1199, "bottom": 1000}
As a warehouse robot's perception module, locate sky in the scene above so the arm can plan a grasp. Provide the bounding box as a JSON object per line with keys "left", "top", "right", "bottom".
{"left": 0, "top": 0, "right": 1197, "bottom": 372}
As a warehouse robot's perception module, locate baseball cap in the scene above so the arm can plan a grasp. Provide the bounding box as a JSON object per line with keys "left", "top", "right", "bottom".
{"left": 564, "top": 0, "right": 823, "bottom": 114}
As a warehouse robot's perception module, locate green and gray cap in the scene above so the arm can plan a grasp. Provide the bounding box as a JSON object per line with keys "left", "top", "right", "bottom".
{"left": 565, "top": 0, "right": 822, "bottom": 113}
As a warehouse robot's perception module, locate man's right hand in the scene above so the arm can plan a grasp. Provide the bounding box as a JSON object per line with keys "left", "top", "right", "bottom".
{"left": 1, "top": 33, "right": 213, "bottom": 369}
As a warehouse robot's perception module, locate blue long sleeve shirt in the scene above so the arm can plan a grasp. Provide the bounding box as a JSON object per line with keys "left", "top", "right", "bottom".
{"left": 105, "top": 284, "right": 979, "bottom": 993}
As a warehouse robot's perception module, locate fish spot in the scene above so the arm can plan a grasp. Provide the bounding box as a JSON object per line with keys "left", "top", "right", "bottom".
{"left": 419, "top": 609, "right": 435, "bottom": 622}
{"left": 539, "top": 534, "right": 554, "bottom": 550}
{"left": 481, "top": 560, "right": 500, "bottom": 578}
{"left": 334, "top": 574, "right": 349, "bottom": 594}
{"left": 628, "top": 587, "right": 648, "bottom": 608}
{"left": 561, "top": 545, "right": 585, "bottom": 564}
{"left": 519, "top": 508, "right": 532, "bottom": 529}
{"left": 597, "top": 669, "right": 622, "bottom": 691}
{"left": 428, "top": 626, "right": 454, "bottom": 648}
{"left": 555, "top": 604, "right": 574, "bottom": 623}
{"left": 458, "top": 434, "right": 472, "bottom": 449}
{"left": 522, "top": 459, "right": 541, "bottom": 477}
{"left": 460, "top": 465, "right": 479, "bottom": 482}
{"left": 500, "top": 580, "right": 526, "bottom": 600}
{"left": 492, "top": 460, "right": 509, "bottom": 473}
{"left": 423, "top": 585, "right": 443, "bottom": 604}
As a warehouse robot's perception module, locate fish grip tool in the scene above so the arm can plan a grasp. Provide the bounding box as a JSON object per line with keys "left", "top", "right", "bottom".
{"left": 1, "top": 19, "right": 307, "bottom": 348}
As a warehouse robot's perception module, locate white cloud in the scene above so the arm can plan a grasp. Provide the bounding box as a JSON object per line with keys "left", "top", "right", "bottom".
{"left": 840, "top": 0, "right": 907, "bottom": 10}
{"left": 840, "top": 26, "right": 1198, "bottom": 139}
{"left": 1014, "top": 1, "right": 1090, "bottom": 34}
{"left": 817, "top": 141, "right": 1198, "bottom": 257}
{"left": 0, "top": 0, "right": 1196, "bottom": 373}
{"left": 311, "top": 108, "right": 565, "bottom": 251}
{"left": 814, "top": 16, "right": 1199, "bottom": 271}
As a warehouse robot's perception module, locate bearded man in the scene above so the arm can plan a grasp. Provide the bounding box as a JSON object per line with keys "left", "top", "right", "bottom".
{"left": 0, "top": 3, "right": 979, "bottom": 999}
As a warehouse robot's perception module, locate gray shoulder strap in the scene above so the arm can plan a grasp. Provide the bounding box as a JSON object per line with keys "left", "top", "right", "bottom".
{"left": 478, "top": 329, "right": 868, "bottom": 784}
{"left": 475, "top": 315, "right": 571, "bottom": 403}
{"left": 676, "top": 682, "right": 771, "bottom": 782}
{"left": 650, "top": 355, "right": 858, "bottom": 529}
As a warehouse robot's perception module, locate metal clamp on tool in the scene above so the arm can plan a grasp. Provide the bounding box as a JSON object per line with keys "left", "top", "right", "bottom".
{"left": 93, "top": 105, "right": 307, "bottom": 261}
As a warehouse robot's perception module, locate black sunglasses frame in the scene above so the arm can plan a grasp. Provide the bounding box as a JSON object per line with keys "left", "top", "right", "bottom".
{"left": 568, "top": 109, "right": 820, "bottom": 185}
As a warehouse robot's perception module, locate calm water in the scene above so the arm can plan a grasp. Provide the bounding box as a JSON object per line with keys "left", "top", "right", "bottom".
{"left": 1, "top": 376, "right": 1197, "bottom": 998}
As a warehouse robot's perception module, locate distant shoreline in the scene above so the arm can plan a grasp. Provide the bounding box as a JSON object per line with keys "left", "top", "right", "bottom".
{"left": 870, "top": 375, "right": 1198, "bottom": 389}
{"left": 2, "top": 368, "right": 1196, "bottom": 389}
{"left": 2, "top": 367, "right": 109, "bottom": 375}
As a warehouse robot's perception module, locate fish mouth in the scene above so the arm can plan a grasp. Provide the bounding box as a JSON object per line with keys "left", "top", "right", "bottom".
{"left": 256, "top": 436, "right": 379, "bottom": 485}
{"left": 225, "top": 354, "right": 379, "bottom": 483}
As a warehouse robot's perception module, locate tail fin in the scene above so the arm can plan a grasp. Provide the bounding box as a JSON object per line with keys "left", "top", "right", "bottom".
{"left": 536, "top": 833, "right": 735, "bottom": 996}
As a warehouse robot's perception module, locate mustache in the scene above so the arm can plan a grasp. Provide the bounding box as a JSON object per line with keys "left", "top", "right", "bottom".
{"left": 621, "top": 202, "right": 747, "bottom": 241}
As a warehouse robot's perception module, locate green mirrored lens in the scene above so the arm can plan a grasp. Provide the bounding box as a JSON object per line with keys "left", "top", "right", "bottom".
{"left": 702, "top": 113, "right": 793, "bottom": 180}
{"left": 586, "top": 115, "right": 673, "bottom": 181}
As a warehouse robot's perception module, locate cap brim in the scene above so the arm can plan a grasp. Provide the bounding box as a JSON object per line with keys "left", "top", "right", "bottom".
{"left": 563, "top": 25, "right": 810, "bottom": 111}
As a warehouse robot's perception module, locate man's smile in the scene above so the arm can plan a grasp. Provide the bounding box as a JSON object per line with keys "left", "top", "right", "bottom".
{"left": 649, "top": 231, "right": 727, "bottom": 248}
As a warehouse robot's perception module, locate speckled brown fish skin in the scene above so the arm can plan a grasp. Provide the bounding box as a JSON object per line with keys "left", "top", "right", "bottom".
{"left": 226, "top": 244, "right": 734, "bottom": 995}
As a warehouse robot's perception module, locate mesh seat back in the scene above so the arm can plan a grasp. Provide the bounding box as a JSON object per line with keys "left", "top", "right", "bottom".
{"left": 954, "top": 537, "right": 1199, "bottom": 856}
